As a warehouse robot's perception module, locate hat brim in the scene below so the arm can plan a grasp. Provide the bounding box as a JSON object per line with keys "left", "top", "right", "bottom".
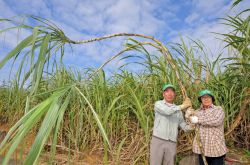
{"left": 163, "top": 87, "right": 176, "bottom": 92}
{"left": 198, "top": 94, "right": 215, "bottom": 102}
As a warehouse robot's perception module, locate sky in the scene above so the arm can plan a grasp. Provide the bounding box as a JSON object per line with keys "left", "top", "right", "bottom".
{"left": 0, "top": 0, "right": 249, "bottom": 83}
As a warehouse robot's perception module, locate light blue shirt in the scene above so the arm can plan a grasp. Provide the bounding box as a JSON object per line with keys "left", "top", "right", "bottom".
{"left": 152, "top": 99, "right": 193, "bottom": 142}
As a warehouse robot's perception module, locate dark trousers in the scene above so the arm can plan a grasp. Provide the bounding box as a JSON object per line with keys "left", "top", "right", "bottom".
{"left": 198, "top": 154, "right": 225, "bottom": 165}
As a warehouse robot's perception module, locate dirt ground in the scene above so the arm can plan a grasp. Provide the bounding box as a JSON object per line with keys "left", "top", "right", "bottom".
{"left": 0, "top": 123, "right": 110, "bottom": 164}
{"left": 0, "top": 124, "right": 249, "bottom": 165}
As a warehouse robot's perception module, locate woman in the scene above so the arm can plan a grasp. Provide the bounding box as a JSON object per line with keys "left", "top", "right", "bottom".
{"left": 187, "top": 89, "right": 227, "bottom": 165}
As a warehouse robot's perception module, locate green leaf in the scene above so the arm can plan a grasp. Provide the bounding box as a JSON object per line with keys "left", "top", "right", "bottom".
{"left": 0, "top": 35, "right": 33, "bottom": 69}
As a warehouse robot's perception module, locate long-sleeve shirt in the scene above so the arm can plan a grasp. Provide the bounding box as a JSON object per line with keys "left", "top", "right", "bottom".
{"left": 193, "top": 104, "right": 227, "bottom": 157}
{"left": 152, "top": 99, "right": 193, "bottom": 142}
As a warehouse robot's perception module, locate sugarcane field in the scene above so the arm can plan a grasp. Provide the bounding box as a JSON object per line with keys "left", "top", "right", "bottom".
{"left": 0, "top": 0, "right": 249, "bottom": 165}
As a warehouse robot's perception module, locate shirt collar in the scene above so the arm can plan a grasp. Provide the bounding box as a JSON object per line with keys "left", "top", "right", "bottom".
{"left": 200, "top": 104, "right": 214, "bottom": 110}
{"left": 163, "top": 99, "right": 176, "bottom": 106}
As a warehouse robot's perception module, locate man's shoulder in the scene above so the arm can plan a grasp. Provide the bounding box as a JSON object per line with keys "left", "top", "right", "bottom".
{"left": 155, "top": 100, "right": 164, "bottom": 104}
{"left": 155, "top": 100, "right": 175, "bottom": 106}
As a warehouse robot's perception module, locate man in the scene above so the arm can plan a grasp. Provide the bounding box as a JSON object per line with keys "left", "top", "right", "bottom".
{"left": 150, "top": 83, "right": 194, "bottom": 165}
{"left": 187, "top": 89, "right": 227, "bottom": 165}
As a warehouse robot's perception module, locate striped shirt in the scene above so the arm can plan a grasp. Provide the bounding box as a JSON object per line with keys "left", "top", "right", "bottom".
{"left": 193, "top": 104, "right": 227, "bottom": 157}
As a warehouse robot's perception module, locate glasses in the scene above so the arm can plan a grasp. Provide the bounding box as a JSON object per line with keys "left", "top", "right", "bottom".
{"left": 201, "top": 95, "right": 212, "bottom": 99}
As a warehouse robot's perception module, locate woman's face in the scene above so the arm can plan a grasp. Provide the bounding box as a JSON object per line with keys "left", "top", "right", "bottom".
{"left": 201, "top": 94, "right": 213, "bottom": 107}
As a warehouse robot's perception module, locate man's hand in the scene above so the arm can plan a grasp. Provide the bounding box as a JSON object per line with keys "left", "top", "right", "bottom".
{"left": 189, "top": 116, "right": 198, "bottom": 124}
{"left": 189, "top": 123, "right": 196, "bottom": 130}
{"left": 185, "top": 108, "right": 194, "bottom": 118}
{"left": 180, "top": 98, "right": 192, "bottom": 110}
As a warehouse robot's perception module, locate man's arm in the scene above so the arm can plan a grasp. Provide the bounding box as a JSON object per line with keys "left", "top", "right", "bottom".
{"left": 154, "top": 101, "right": 181, "bottom": 116}
{"left": 154, "top": 98, "right": 192, "bottom": 116}
{"left": 179, "top": 112, "right": 195, "bottom": 132}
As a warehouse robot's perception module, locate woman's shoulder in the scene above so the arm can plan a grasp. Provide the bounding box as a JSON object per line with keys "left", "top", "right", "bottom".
{"left": 213, "top": 105, "right": 223, "bottom": 110}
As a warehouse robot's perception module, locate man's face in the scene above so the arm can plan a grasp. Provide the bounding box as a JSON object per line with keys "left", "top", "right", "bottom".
{"left": 163, "top": 88, "right": 176, "bottom": 103}
{"left": 201, "top": 94, "right": 213, "bottom": 107}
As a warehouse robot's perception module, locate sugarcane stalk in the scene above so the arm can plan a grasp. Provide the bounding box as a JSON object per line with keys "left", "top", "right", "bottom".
{"left": 67, "top": 32, "right": 207, "bottom": 164}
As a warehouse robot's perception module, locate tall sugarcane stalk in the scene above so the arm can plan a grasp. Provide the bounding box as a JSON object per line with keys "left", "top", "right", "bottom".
{"left": 67, "top": 32, "right": 207, "bottom": 164}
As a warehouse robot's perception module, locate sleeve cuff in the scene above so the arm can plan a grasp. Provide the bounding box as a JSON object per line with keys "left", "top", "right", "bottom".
{"left": 177, "top": 105, "right": 182, "bottom": 111}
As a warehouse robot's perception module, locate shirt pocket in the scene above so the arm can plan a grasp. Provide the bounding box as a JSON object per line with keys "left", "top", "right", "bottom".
{"left": 155, "top": 118, "right": 161, "bottom": 128}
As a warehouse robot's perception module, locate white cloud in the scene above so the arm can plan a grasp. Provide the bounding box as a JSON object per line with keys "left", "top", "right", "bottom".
{"left": 0, "top": 0, "right": 16, "bottom": 18}
{"left": 170, "top": 20, "right": 230, "bottom": 61}
{"left": 185, "top": 12, "right": 200, "bottom": 24}
{"left": 192, "top": 0, "right": 228, "bottom": 15}
{"left": 184, "top": 0, "right": 231, "bottom": 28}
{"left": 44, "top": 0, "right": 171, "bottom": 71}
{"left": 45, "top": 0, "right": 171, "bottom": 36}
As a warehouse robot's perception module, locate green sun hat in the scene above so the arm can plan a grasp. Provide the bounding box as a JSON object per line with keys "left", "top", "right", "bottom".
{"left": 198, "top": 89, "right": 215, "bottom": 102}
{"left": 162, "top": 84, "right": 176, "bottom": 91}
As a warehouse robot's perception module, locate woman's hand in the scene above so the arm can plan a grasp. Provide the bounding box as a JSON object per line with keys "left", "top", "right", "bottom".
{"left": 189, "top": 116, "right": 198, "bottom": 124}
